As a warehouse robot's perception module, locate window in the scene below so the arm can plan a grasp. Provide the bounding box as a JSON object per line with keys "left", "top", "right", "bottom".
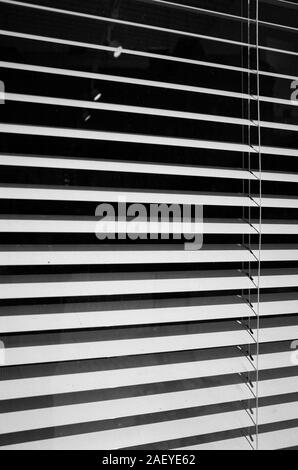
{"left": 0, "top": 0, "right": 297, "bottom": 450}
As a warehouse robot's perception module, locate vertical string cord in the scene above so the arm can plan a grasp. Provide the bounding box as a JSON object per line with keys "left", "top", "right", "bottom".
{"left": 247, "top": 0, "right": 252, "bottom": 402}
{"left": 241, "top": 0, "right": 247, "bottom": 363}
{"left": 255, "top": 0, "right": 262, "bottom": 451}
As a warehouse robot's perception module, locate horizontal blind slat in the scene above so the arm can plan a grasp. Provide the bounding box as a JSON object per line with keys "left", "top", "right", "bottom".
{"left": 0, "top": 292, "right": 297, "bottom": 333}
{"left": 1, "top": 0, "right": 296, "bottom": 57}
{"left": 4, "top": 93, "right": 298, "bottom": 132}
{"left": 2, "top": 245, "right": 298, "bottom": 266}
{"left": 1, "top": 61, "right": 295, "bottom": 107}
{"left": 2, "top": 326, "right": 297, "bottom": 365}
{"left": 2, "top": 402, "right": 297, "bottom": 450}
{"left": 1, "top": 29, "right": 297, "bottom": 80}
{"left": 0, "top": 350, "right": 293, "bottom": 400}
{"left": 1, "top": 155, "right": 297, "bottom": 184}
{"left": 2, "top": 377, "right": 297, "bottom": 435}
{"left": 1, "top": 217, "right": 298, "bottom": 234}
{"left": 1, "top": 123, "right": 297, "bottom": 156}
